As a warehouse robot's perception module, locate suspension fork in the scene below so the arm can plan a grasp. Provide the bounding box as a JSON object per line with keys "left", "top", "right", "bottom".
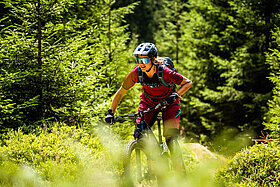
{"left": 157, "top": 116, "right": 163, "bottom": 146}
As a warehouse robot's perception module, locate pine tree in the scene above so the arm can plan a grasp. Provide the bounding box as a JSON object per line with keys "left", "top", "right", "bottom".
{"left": 264, "top": 27, "right": 280, "bottom": 138}
{"left": 0, "top": 0, "right": 137, "bottom": 131}
{"left": 154, "top": 0, "right": 188, "bottom": 64}
{"left": 181, "top": 0, "right": 280, "bottom": 140}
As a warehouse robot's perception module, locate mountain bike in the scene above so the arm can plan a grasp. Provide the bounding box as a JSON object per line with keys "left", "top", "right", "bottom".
{"left": 113, "top": 101, "right": 175, "bottom": 185}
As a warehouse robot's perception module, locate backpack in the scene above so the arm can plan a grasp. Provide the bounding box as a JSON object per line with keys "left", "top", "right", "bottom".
{"left": 138, "top": 57, "right": 177, "bottom": 88}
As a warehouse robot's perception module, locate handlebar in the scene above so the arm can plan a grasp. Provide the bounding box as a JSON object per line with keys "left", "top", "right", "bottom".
{"left": 113, "top": 101, "right": 168, "bottom": 123}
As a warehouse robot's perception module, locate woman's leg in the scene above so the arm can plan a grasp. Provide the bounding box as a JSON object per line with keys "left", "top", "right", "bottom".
{"left": 163, "top": 102, "right": 186, "bottom": 173}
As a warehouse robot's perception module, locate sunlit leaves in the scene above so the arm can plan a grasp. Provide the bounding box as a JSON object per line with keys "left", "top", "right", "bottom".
{"left": 0, "top": 0, "right": 136, "bottom": 130}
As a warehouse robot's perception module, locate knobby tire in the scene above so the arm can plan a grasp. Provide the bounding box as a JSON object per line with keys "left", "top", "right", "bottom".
{"left": 123, "top": 139, "right": 154, "bottom": 185}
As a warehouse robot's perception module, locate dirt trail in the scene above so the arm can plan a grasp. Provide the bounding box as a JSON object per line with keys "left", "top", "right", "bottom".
{"left": 184, "top": 143, "right": 218, "bottom": 160}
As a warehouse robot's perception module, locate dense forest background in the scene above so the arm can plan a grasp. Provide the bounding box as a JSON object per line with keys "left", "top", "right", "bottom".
{"left": 0, "top": 0, "right": 280, "bottom": 185}
{"left": 1, "top": 0, "right": 280, "bottom": 141}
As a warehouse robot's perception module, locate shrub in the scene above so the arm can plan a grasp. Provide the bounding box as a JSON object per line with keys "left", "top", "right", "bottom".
{"left": 0, "top": 124, "right": 121, "bottom": 185}
{"left": 216, "top": 141, "right": 280, "bottom": 186}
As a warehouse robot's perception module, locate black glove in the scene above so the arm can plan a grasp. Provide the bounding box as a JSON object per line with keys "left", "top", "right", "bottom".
{"left": 166, "top": 92, "right": 179, "bottom": 104}
{"left": 105, "top": 109, "right": 114, "bottom": 123}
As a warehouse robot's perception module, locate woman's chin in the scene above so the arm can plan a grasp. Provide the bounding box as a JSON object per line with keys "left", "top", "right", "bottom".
{"left": 140, "top": 67, "right": 146, "bottom": 71}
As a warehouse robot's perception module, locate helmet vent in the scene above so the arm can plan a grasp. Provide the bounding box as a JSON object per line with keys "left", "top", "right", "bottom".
{"left": 133, "top": 42, "right": 157, "bottom": 58}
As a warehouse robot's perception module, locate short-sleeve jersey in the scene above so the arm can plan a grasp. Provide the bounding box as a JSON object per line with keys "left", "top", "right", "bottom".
{"left": 122, "top": 65, "right": 183, "bottom": 104}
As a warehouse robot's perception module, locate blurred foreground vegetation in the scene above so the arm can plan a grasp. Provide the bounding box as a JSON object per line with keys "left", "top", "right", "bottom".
{"left": 1, "top": 0, "right": 280, "bottom": 186}
{"left": 0, "top": 124, "right": 279, "bottom": 186}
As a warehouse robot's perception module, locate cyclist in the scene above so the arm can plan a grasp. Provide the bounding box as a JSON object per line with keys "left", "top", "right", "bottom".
{"left": 105, "top": 42, "right": 192, "bottom": 171}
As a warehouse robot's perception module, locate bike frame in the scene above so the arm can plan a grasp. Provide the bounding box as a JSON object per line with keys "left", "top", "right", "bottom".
{"left": 115, "top": 101, "right": 168, "bottom": 148}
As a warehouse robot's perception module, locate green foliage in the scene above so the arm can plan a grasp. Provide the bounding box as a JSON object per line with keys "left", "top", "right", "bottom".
{"left": 264, "top": 27, "right": 280, "bottom": 138}
{"left": 212, "top": 127, "right": 254, "bottom": 156}
{"left": 216, "top": 141, "right": 280, "bottom": 186}
{"left": 154, "top": 0, "right": 188, "bottom": 64}
{"left": 0, "top": 125, "right": 100, "bottom": 182}
{"left": 0, "top": 123, "right": 128, "bottom": 186}
{"left": 0, "top": 0, "right": 137, "bottom": 131}
{"left": 114, "top": 0, "right": 161, "bottom": 43}
{"left": 179, "top": 0, "right": 280, "bottom": 140}
{"left": 180, "top": 142, "right": 200, "bottom": 172}
{"left": 0, "top": 123, "right": 211, "bottom": 186}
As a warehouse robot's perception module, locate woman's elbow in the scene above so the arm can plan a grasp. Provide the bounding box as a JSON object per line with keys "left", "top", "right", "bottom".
{"left": 182, "top": 78, "right": 192, "bottom": 87}
{"left": 188, "top": 80, "right": 193, "bottom": 87}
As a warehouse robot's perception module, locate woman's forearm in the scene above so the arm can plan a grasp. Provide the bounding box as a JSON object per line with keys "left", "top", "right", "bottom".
{"left": 177, "top": 77, "right": 192, "bottom": 96}
{"left": 109, "top": 86, "right": 128, "bottom": 113}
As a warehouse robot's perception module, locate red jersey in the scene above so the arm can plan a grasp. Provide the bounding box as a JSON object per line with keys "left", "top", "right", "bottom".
{"left": 122, "top": 65, "right": 183, "bottom": 104}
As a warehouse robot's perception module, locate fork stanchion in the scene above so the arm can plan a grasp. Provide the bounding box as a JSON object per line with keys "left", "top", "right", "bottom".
{"left": 157, "top": 117, "right": 163, "bottom": 145}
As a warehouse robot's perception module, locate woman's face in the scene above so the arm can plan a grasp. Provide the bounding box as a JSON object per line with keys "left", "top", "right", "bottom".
{"left": 137, "top": 56, "right": 153, "bottom": 72}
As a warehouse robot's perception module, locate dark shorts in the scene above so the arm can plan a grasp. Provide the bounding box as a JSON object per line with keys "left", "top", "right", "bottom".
{"left": 135, "top": 98, "right": 181, "bottom": 137}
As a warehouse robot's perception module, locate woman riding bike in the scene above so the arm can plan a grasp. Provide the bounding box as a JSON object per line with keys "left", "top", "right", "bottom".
{"left": 105, "top": 42, "right": 192, "bottom": 172}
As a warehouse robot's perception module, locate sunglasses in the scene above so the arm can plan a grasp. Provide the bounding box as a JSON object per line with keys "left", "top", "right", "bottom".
{"left": 136, "top": 57, "right": 150, "bottom": 64}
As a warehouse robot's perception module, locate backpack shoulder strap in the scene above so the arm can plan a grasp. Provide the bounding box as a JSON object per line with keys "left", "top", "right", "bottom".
{"left": 157, "top": 64, "right": 173, "bottom": 88}
{"left": 137, "top": 66, "right": 144, "bottom": 85}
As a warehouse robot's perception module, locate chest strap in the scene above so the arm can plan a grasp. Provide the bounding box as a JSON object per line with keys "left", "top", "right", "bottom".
{"left": 138, "top": 66, "right": 175, "bottom": 88}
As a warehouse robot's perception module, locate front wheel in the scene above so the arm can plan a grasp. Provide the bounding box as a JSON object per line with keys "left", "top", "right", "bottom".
{"left": 123, "top": 139, "right": 155, "bottom": 185}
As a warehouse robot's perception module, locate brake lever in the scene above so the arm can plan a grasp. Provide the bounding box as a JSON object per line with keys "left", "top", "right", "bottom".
{"left": 112, "top": 116, "right": 119, "bottom": 123}
{"left": 112, "top": 116, "right": 127, "bottom": 123}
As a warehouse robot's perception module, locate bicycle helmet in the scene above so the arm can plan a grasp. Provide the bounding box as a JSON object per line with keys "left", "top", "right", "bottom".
{"left": 133, "top": 42, "right": 157, "bottom": 59}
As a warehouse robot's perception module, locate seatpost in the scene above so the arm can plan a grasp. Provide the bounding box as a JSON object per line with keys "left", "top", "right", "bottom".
{"left": 157, "top": 116, "right": 163, "bottom": 145}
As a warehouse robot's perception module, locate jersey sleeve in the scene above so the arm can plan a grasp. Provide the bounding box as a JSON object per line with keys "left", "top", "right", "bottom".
{"left": 121, "top": 66, "right": 139, "bottom": 90}
{"left": 164, "top": 66, "right": 183, "bottom": 85}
